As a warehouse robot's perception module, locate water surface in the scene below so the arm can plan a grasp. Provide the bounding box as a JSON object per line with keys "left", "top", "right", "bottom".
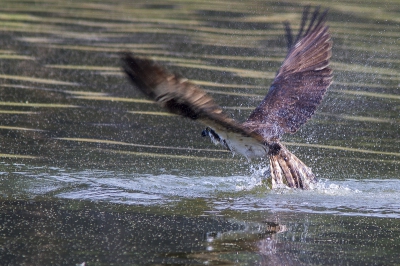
{"left": 0, "top": 0, "right": 399, "bottom": 265}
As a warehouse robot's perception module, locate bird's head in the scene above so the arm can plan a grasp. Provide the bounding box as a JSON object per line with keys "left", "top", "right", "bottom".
{"left": 201, "top": 127, "right": 221, "bottom": 145}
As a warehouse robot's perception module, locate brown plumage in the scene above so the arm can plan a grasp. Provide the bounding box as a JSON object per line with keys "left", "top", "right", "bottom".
{"left": 121, "top": 6, "right": 333, "bottom": 189}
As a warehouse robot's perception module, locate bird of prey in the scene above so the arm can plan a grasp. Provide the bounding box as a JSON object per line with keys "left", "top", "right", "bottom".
{"left": 121, "top": 6, "right": 332, "bottom": 189}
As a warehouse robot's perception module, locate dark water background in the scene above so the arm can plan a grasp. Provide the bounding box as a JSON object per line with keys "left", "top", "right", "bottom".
{"left": 0, "top": 0, "right": 399, "bottom": 265}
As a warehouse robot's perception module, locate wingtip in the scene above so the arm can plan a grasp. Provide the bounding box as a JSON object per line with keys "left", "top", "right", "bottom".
{"left": 120, "top": 51, "right": 135, "bottom": 65}
{"left": 283, "top": 21, "right": 293, "bottom": 50}
{"left": 289, "top": 6, "right": 330, "bottom": 50}
{"left": 120, "top": 52, "right": 164, "bottom": 99}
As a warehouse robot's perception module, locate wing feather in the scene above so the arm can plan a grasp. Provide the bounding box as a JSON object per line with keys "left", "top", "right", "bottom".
{"left": 121, "top": 54, "right": 265, "bottom": 143}
{"left": 244, "top": 7, "right": 333, "bottom": 140}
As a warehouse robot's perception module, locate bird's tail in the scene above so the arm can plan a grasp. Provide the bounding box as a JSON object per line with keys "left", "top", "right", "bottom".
{"left": 268, "top": 143, "right": 316, "bottom": 189}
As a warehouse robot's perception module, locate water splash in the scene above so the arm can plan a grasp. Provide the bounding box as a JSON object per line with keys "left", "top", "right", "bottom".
{"left": 4, "top": 163, "right": 400, "bottom": 218}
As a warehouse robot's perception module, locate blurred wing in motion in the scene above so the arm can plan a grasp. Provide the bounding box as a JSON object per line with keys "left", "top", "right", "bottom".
{"left": 121, "top": 54, "right": 267, "bottom": 158}
{"left": 244, "top": 7, "right": 333, "bottom": 140}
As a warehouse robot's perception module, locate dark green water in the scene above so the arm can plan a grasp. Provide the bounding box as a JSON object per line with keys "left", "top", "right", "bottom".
{"left": 0, "top": 0, "right": 399, "bottom": 265}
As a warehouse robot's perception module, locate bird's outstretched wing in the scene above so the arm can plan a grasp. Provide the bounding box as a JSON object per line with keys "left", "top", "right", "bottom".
{"left": 121, "top": 54, "right": 265, "bottom": 144}
{"left": 244, "top": 7, "right": 333, "bottom": 141}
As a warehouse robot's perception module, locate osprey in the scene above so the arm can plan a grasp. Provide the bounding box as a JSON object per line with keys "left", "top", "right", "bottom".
{"left": 121, "top": 7, "right": 332, "bottom": 189}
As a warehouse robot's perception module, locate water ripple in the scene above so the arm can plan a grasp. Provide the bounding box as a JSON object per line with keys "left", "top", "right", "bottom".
{"left": 7, "top": 164, "right": 400, "bottom": 218}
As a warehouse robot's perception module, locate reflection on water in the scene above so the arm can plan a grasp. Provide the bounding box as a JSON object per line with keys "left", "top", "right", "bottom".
{"left": 0, "top": 0, "right": 400, "bottom": 264}
{"left": 1, "top": 200, "right": 399, "bottom": 265}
